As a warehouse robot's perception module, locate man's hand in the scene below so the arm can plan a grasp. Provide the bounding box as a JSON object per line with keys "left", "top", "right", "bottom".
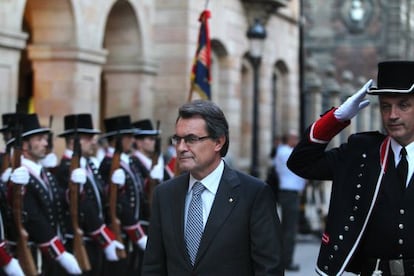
{"left": 10, "top": 167, "right": 30, "bottom": 185}
{"left": 111, "top": 169, "right": 125, "bottom": 186}
{"left": 56, "top": 251, "right": 82, "bottom": 274}
{"left": 2, "top": 258, "right": 24, "bottom": 276}
{"left": 70, "top": 168, "right": 87, "bottom": 185}
{"left": 104, "top": 240, "right": 125, "bottom": 261}
{"left": 334, "top": 79, "right": 373, "bottom": 122}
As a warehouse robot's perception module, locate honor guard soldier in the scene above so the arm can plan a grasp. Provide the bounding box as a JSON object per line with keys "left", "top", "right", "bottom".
{"left": 99, "top": 115, "right": 147, "bottom": 275}
{"left": 288, "top": 61, "right": 414, "bottom": 276}
{"left": 0, "top": 114, "right": 24, "bottom": 276}
{"left": 7, "top": 113, "right": 81, "bottom": 275}
{"left": 56, "top": 113, "right": 124, "bottom": 276}
{"left": 131, "top": 119, "right": 171, "bottom": 220}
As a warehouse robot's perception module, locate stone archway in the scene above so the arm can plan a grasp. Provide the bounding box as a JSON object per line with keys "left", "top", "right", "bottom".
{"left": 102, "top": 0, "right": 157, "bottom": 122}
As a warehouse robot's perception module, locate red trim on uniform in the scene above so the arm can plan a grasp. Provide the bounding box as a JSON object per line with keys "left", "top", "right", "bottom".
{"left": 39, "top": 236, "right": 65, "bottom": 259}
{"left": 90, "top": 225, "right": 116, "bottom": 248}
{"left": 380, "top": 136, "right": 391, "bottom": 173}
{"left": 322, "top": 233, "right": 330, "bottom": 245}
{"left": 310, "top": 108, "right": 350, "bottom": 143}
{"left": 123, "top": 223, "right": 145, "bottom": 243}
{"left": 166, "top": 157, "right": 176, "bottom": 178}
{"left": 0, "top": 241, "right": 12, "bottom": 267}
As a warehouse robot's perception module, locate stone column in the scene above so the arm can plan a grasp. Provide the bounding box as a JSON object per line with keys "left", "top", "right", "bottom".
{"left": 304, "top": 58, "right": 322, "bottom": 124}
{"left": 102, "top": 59, "right": 158, "bottom": 121}
{"left": 340, "top": 70, "right": 356, "bottom": 142}
{"left": 0, "top": 30, "right": 28, "bottom": 113}
{"left": 324, "top": 65, "right": 341, "bottom": 147}
{"left": 356, "top": 76, "right": 371, "bottom": 132}
{"left": 28, "top": 45, "right": 107, "bottom": 153}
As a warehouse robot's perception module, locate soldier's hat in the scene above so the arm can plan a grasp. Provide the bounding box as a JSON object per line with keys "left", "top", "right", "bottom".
{"left": 58, "top": 113, "right": 100, "bottom": 137}
{"left": 0, "top": 113, "right": 15, "bottom": 132}
{"left": 367, "top": 61, "right": 414, "bottom": 95}
{"left": 101, "top": 115, "right": 137, "bottom": 138}
{"left": 7, "top": 113, "right": 50, "bottom": 145}
{"left": 132, "top": 119, "right": 160, "bottom": 137}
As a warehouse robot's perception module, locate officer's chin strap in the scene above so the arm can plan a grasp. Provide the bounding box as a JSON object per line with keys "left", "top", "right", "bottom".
{"left": 372, "top": 259, "right": 383, "bottom": 276}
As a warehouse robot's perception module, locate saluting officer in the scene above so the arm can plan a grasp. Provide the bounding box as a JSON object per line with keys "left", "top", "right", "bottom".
{"left": 56, "top": 113, "right": 124, "bottom": 276}
{"left": 288, "top": 61, "right": 414, "bottom": 276}
{"left": 98, "top": 115, "right": 147, "bottom": 276}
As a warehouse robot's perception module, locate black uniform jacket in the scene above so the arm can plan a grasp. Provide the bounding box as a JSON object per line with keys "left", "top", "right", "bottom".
{"left": 57, "top": 155, "right": 105, "bottom": 234}
{"left": 287, "top": 109, "right": 393, "bottom": 275}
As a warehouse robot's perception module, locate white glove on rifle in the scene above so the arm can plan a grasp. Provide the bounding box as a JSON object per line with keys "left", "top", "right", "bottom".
{"left": 1, "top": 168, "right": 11, "bottom": 183}
{"left": 137, "top": 235, "right": 148, "bottom": 251}
{"left": 70, "top": 168, "right": 87, "bottom": 185}
{"left": 40, "top": 152, "right": 58, "bottom": 168}
{"left": 111, "top": 169, "right": 125, "bottom": 186}
{"left": 334, "top": 79, "right": 373, "bottom": 122}
{"left": 104, "top": 240, "right": 125, "bottom": 261}
{"left": 56, "top": 251, "right": 82, "bottom": 275}
{"left": 2, "top": 258, "right": 24, "bottom": 276}
{"left": 10, "top": 167, "right": 30, "bottom": 185}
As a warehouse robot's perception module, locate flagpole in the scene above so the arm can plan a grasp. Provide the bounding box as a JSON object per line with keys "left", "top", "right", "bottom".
{"left": 204, "top": 0, "right": 210, "bottom": 9}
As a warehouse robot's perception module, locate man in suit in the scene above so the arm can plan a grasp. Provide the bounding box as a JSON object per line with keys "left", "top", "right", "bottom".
{"left": 142, "top": 100, "right": 283, "bottom": 276}
{"left": 287, "top": 61, "right": 414, "bottom": 275}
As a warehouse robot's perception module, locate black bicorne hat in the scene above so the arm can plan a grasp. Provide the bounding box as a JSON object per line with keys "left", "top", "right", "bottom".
{"left": 0, "top": 113, "right": 15, "bottom": 132}
{"left": 132, "top": 119, "right": 160, "bottom": 137}
{"left": 7, "top": 113, "right": 50, "bottom": 145}
{"left": 367, "top": 61, "right": 414, "bottom": 95}
{"left": 101, "top": 115, "right": 137, "bottom": 138}
{"left": 58, "top": 113, "right": 100, "bottom": 137}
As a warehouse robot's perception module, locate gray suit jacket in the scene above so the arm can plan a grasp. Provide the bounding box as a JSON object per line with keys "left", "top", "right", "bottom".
{"left": 142, "top": 164, "right": 284, "bottom": 276}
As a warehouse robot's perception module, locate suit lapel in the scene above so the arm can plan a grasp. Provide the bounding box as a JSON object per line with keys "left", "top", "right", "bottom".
{"left": 195, "top": 166, "right": 240, "bottom": 266}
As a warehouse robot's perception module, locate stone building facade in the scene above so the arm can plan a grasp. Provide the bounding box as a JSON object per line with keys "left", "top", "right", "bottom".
{"left": 0, "top": 0, "right": 301, "bottom": 177}
{"left": 302, "top": 0, "right": 414, "bottom": 133}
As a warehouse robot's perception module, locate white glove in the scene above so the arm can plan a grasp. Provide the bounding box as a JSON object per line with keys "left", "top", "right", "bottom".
{"left": 137, "top": 235, "right": 148, "bottom": 250}
{"left": 103, "top": 240, "right": 125, "bottom": 261}
{"left": 1, "top": 168, "right": 11, "bottom": 183}
{"left": 111, "top": 169, "right": 125, "bottom": 186}
{"left": 334, "top": 79, "right": 373, "bottom": 122}
{"left": 40, "top": 152, "right": 58, "bottom": 168}
{"left": 150, "top": 157, "right": 165, "bottom": 180}
{"left": 10, "top": 167, "right": 30, "bottom": 185}
{"left": 70, "top": 168, "right": 87, "bottom": 185}
{"left": 2, "top": 258, "right": 24, "bottom": 276}
{"left": 56, "top": 251, "right": 82, "bottom": 275}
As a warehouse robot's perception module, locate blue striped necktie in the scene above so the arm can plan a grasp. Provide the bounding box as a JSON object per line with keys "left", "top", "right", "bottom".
{"left": 185, "top": 181, "right": 205, "bottom": 265}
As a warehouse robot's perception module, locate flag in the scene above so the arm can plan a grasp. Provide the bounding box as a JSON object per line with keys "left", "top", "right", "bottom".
{"left": 189, "top": 10, "right": 211, "bottom": 101}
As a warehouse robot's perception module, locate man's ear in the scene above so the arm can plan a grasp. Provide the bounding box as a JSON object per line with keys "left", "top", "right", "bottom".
{"left": 214, "top": 136, "right": 225, "bottom": 153}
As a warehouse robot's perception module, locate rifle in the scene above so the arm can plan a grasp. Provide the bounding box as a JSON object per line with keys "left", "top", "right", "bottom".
{"left": 108, "top": 131, "right": 127, "bottom": 259}
{"left": 11, "top": 110, "right": 37, "bottom": 276}
{"left": 1, "top": 143, "right": 11, "bottom": 175}
{"left": 46, "top": 115, "right": 53, "bottom": 154}
{"left": 68, "top": 118, "right": 91, "bottom": 271}
{"left": 147, "top": 120, "right": 161, "bottom": 213}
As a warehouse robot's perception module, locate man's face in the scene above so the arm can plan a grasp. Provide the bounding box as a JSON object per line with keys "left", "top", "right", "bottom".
{"left": 23, "top": 133, "right": 48, "bottom": 161}
{"left": 80, "top": 134, "right": 96, "bottom": 157}
{"left": 121, "top": 134, "right": 134, "bottom": 154}
{"left": 174, "top": 116, "right": 224, "bottom": 179}
{"left": 380, "top": 94, "right": 414, "bottom": 146}
{"left": 135, "top": 136, "right": 156, "bottom": 156}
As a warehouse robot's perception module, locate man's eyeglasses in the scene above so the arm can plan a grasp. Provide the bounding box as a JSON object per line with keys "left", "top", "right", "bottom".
{"left": 171, "top": 134, "right": 211, "bottom": 145}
